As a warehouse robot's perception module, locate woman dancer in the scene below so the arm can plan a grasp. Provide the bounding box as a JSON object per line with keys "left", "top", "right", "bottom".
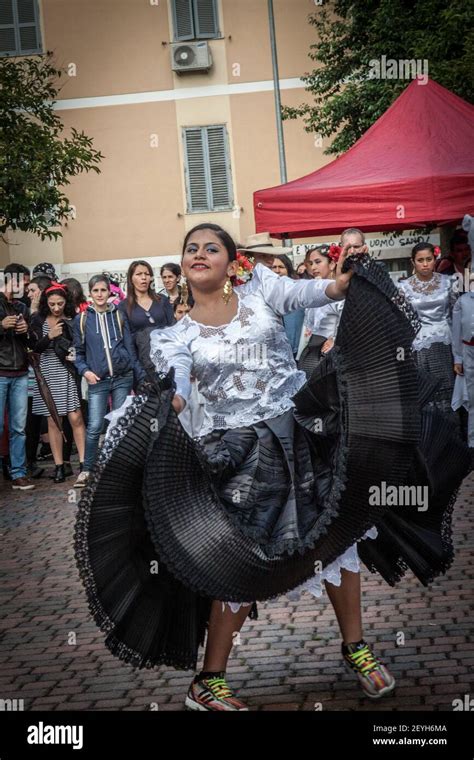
{"left": 298, "top": 244, "right": 344, "bottom": 378}
{"left": 75, "top": 224, "right": 470, "bottom": 711}
{"left": 398, "top": 242, "right": 458, "bottom": 422}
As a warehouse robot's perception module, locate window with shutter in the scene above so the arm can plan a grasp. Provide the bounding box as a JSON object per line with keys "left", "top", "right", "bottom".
{"left": 0, "top": 0, "right": 42, "bottom": 56}
{"left": 184, "top": 128, "right": 210, "bottom": 212}
{"left": 183, "top": 125, "right": 233, "bottom": 213}
{"left": 0, "top": 0, "right": 16, "bottom": 53}
{"left": 193, "top": 0, "right": 218, "bottom": 39}
{"left": 172, "top": 0, "right": 194, "bottom": 41}
{"left": 206, "top": 126, "right": 231, "bottom": 208}
{"left": 172, "top": 0, "right": 218, "bottom": 41}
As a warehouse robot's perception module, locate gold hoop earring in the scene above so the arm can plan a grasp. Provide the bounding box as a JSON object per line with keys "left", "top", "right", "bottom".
{"left": 180, "top": 277, "right": 189, "bottom": 307}
{"left": 222, "top": 277, "right": 233, "bottom": 305}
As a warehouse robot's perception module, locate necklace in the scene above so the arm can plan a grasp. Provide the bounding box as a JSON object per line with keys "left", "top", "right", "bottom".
{"left": 409, "top": 272, "right": 441, "bottom": 295}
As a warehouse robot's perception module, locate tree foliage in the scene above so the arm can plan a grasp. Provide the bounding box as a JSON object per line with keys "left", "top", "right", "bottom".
{"left": 0, "top": 52, "right": 104, "bottom": 240}
{"left": 282, "top": 0, "right": 474, "bottom": 155}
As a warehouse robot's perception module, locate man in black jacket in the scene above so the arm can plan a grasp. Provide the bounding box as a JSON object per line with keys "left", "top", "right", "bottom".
{"left": 0, "top": 264, "right": 35, "bottom": 490}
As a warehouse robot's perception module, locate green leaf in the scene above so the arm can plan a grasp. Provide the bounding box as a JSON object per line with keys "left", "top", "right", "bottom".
{"left": 0, "top": 52, "right": 103, "bottom": 239}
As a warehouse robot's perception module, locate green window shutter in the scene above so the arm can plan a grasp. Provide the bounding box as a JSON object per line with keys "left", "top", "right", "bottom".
{"left": 184, "top": 128, "right": 210, "bottom": 212}
{"left": 193, "top": 0, "right": 218, "bottom": 39}
{"left": 206, "top": 125, "right": 232, "bottom": 209}
{"left": 184, "top": 125, "right": 233, "bottom": 212}
{"left": 0, "top": 0, "right": 41, "bottom": 56}
{"left": 172, "top": 0, "right": 194, "bottom": 41}
{"left": 0, "top": 0, "right": 17, "bottom": 54}
{"left": 17, "top": 0, "right": 39, "bottom": 53}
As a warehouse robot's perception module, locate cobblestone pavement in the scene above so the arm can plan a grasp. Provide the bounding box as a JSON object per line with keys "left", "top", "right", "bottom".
{"left": 1, "top": 462, "right": 473, "bottom": 712}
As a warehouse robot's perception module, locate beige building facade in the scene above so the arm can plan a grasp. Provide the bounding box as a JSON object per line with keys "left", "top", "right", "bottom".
{"left": 1, "top": 0, "right": 331, "bottom": 279}
{"left": 0, "top": 0, "right": 439, "bottom": 286}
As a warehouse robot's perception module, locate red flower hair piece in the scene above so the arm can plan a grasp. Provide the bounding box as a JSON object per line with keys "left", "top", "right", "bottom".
{"left": 328, "top": 243, "right": 342, "bottom": 262}
{"left": 236, "top": 251, "right": 253, "bottom": 270}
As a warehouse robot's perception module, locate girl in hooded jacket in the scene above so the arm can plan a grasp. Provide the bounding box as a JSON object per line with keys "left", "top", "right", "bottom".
{"left": 73, "top": 274, "right": 145, "bottom": 487}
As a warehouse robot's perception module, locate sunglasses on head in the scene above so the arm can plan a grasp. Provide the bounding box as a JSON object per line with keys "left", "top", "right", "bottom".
{"left": 145, "top": 311, "right": 155, "bottom": 324}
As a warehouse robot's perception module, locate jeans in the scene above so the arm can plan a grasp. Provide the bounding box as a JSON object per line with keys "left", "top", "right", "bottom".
{"left": 84, "top": 372, "right": 133, "bottom": 471}
{"left": 26, "top": 396, "right": 42, "bottom": 465}
{"left": 0, "top": 374, "right": 29, "bottom": 479}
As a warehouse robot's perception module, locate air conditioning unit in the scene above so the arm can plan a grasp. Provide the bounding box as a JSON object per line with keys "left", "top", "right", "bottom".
{"left": 171, "top": 41, "right": 212, "bottom": 74}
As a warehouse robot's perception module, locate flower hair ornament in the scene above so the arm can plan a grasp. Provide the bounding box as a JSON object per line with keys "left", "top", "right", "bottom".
{"left": 328, "top": 243, "right": 342, "bottom": 262}
{"left": 232, "top": 251, "right": 254, "bottom": 286}
{"left": 433, "top": 245, "right": 441, "bottom": 258}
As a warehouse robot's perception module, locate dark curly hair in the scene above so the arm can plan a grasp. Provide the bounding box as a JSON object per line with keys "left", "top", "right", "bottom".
{"left": 38, "top": 284, "right": 76, "bottom": 319}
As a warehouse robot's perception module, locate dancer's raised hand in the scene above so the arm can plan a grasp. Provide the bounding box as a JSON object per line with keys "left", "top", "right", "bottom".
{"left": 172, "top": 394, "right": 186, "bottom": 414}
{"left": 327, "top": 242, "right": 368, "bottom": 299}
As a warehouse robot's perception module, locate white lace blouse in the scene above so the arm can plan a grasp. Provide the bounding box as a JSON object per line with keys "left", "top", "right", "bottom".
{"left": 304, "top": 300, "right": 345, "bottom": 339}
{"left": 149, "top": 264, "right": 339, "bottom": 438}
{"left": 398, "top": 272, "right": 457, "bottom": 351}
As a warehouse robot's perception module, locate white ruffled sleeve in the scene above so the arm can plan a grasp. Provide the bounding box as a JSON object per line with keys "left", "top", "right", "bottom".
{"left": 242, "top": 263, "right": 339, "bottom": 316}
{"left": 305, "top": 300, "right": 344, "bottom": 333}
{"left": 149, "top": 324, "right": 193, "bottom": 402}
{"left": 451, "top": 296, "right": 463, "bottom": 365}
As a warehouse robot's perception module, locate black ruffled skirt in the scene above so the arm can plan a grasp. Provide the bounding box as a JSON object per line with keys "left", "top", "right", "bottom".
{"left": 74, "top": 256, "right": 471, "bottom": 670}
{"left": 297, "top": 333, "right": 326, "bottom": 379}
{"left": 412, "top": 341, "right": 458, "bottom": 425}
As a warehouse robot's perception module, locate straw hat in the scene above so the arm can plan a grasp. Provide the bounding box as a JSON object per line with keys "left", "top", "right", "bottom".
{"left": 237, "top": 232, "right": 289, "bottom": 256}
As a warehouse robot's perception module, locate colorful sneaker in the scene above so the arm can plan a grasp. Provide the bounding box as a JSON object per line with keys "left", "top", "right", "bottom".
{"left": 343, "top": 640, "right": 396, "bottom": 699}
{"left": 185, "top": 672, "right": 248, "bottom": 711}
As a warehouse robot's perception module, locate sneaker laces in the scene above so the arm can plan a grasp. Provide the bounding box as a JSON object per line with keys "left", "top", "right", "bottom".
{"left": 205, "top": 676, "right": 234, "bottom": 699}
{"left": 346, "top": 645, "right": 381, "bottom": 676}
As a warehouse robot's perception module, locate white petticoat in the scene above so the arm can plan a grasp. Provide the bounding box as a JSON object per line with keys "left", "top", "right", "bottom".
{"left": 104, "top": 395, "right": 136, "bottom": 431}
{"left": 224, "top": 526, "right": 378, "bottom": 613}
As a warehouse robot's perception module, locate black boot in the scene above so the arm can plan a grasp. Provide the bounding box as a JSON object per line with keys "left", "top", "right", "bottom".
{"left": 52, "top": 464, "right": 65, "bottom": 483}
{"left": 28, "top": 462, "right": 45, "bottom": 479}
{"left": 37, "top": 443, "right": 53, "bottom": 461}
{"left": 63, "top": 462, "right": 73, "bottom": 477}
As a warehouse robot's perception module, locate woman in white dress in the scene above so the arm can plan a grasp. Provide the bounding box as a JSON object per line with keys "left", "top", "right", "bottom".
{"left": 398, "top": 242, "right": 458, "bottom": 422}
{"left": 75, "top": 225, "right": 470, "bottom": 711}
{"left": 298, "top": 243, "right": 345, "bottom": 378}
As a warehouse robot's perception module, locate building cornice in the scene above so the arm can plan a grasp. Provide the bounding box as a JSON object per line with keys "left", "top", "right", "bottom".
{"left": 53, "top": 77, "right": 305, "bottom": 111}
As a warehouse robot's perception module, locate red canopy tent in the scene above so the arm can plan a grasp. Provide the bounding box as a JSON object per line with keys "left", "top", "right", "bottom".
{"left": 254, "top": 79, "right": 474, "bottom": 238}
